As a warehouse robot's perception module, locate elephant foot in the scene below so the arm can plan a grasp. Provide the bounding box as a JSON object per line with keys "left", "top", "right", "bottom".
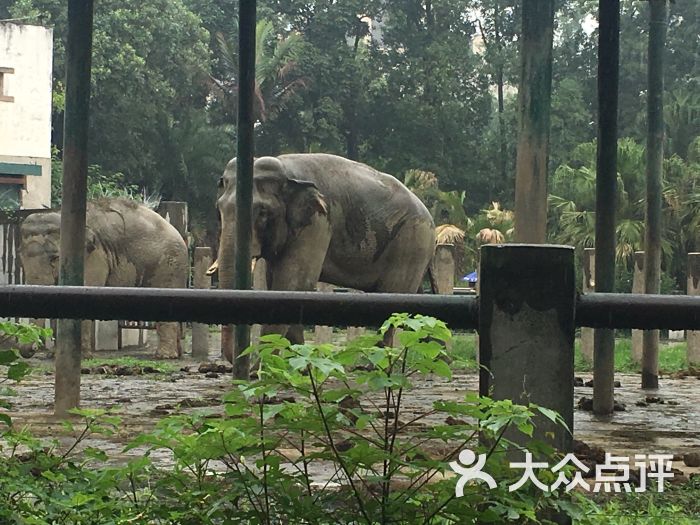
{"left": 154, "top": 351, "right": 180, "bottom": 360}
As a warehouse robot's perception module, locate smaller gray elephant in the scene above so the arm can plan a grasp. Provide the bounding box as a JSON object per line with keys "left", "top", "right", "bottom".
{"left": 19, "top": 198, "right": 189, "bottom": 359}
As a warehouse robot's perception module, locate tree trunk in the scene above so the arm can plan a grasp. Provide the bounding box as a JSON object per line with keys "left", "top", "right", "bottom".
{"left": 593, "top": 0, "right": 620, "bottom": 415}
{"left": 513, "top": 0, "right": 555, "bottom": 243}
{"left": 642, "top": 0, "right": 669, "bottom": 390}
{"left": 494, "top": 3, "right": 507, "bottom": 194}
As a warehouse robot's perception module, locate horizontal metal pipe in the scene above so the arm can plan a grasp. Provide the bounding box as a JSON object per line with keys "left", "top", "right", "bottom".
{"left": 576, "top": 293, "right": 700, "bottom": 329}
{"left": 2, "top": 286, "right": 698, "bottom": 331}
{"left": 0, "top": 285, "right": 479, "bottom": 330}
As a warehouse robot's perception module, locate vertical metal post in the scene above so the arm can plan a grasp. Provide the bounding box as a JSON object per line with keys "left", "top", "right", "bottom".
{"left": 479, "top": 245, "right": 575, "bottom": 453}
{"left": 192, "top": 247, "right": 212, "bottom": 360}
{"left": 513, "top": 0, "right": 554, "bottom": 243}
{"left": 233, "top": 0, "right": 256, "bottom": 379}
{"left": 54, "top": 0, "right": 94, "bottom": 417}
{"left": 593, "top": 0, "right": 620, "bottom": 416}
{"left": 642, "top": 0, "right": 669, "bottom": 390}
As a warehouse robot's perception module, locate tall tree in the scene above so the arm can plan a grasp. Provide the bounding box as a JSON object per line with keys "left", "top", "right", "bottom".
{"left": 474, "top": 0, "right": 519, "bottom": 200}
{"left": 642, "top": 0, "right": 669, "bottom": 390}
{"left": 513, "top": 0, "right": 555, "bottom": 243}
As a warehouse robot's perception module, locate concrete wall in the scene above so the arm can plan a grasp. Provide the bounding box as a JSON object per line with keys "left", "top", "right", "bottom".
{"left": 0, "top": 22, "right": 53, "bottom": 209}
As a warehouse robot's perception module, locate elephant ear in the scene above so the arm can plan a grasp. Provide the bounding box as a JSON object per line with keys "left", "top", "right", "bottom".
{"left": 85, "top": 227, "right": 98, "bottom": 254}
{"left": 285, "top": 179, "right": 329, "bottom": 232}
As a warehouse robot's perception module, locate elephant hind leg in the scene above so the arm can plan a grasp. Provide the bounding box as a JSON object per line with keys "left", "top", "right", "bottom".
{"left": 155, "top": 322, "right": 180, "bottom": 359}
{"left": 81, "top": 320, "right": 95, "bottom": 358}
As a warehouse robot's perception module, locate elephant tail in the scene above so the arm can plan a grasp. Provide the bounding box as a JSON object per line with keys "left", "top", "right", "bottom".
{"left": 425, "top": 262, "right": 439, "bottom": 294}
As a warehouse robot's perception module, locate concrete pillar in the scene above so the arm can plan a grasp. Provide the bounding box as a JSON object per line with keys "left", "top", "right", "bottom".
{"left": 95, "top": 320, "right": 118, "bottom": 351}
{"left": 434, "top": 243, "right": 456, "bottom": 294}
{"left": 120, "top": 328, "right": 140, "bottom": 347}
{"left": 580, "top": 248, "right": 595, "bottom": 362}
{"left": 632, "top": 251, "right": 645, "bottom": 362}
{"left": 345, "top": 288, "right": 365, "bottom": 343}
{"left": 192, "top": 247, "right": 212, "bottom": 360}
{"left": 688, "top": 253, "right": 700, "bottom": 367}
{"left": 250, "top": 258, "right": 267, "bottom": 345}
{"left": 479, "top": 244, "right": 575, "bottom": 453}
{"left": 314, "top": 282, "right": 334, "bottom": 344}
{"left": 157, "top": 201, "right": 189, "bottom": 242}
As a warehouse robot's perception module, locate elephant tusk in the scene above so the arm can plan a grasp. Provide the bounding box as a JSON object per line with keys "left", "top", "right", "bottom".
{"left": 206, "top": 259, "right": 219, "bottom": 275}
{"left": 206, "top": 258, "right": 257, "bottom": 276}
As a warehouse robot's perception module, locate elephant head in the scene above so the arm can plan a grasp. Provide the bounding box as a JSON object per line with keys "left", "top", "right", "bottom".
{"left": 19, "top": 213, "right": 62, "bottom": 285}
{"left": 214, "top": 156, "right": 328, "bottom": 279}
{"left": 20, "top": 212, "right": 101, "bottom": 285}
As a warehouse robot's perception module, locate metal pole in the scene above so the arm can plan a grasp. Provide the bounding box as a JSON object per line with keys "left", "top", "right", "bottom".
{"left": 233, "top": 0, "right": 256, "bottom": 379}
{"left": 593, "top": 0, "right": 619, "bottom": 416}
{"left": 54, "top": 0, "right": 94, "bottom": 417}
{"left": 642, "top": 0, "right": 669, "bottom": 390}
{"left": 0, "top": 286, "right": 481, "bottom": 330}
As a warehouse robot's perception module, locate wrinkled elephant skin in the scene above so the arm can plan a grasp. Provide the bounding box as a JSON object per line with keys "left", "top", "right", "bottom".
{"left": 216, "top": 153, "right": 436, "bottom": 349}
{"left": 19, "top": 199, "right": 189, "bottom": 359}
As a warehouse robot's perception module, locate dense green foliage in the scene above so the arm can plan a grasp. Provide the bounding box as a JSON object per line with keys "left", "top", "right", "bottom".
{"left": 3, "top": 0, "right": 698, "bottom": 277}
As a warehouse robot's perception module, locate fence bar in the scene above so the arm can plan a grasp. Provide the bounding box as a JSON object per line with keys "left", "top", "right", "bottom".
{"left": 54, "top": 0, "right": 94, "bottom": 417}
{"left": 0, "top": 286, "right": 479, "bottom": 330}
{"left": 577, "top": 293, "right": 700, "bottom": 330}
{"left": 593, "top": 0, "right": 620, "bottom": 416}
{"left": 233, "top": 0, "right": 257, "bottom": 379}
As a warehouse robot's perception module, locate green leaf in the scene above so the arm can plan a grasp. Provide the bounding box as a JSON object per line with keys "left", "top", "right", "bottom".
{"left": 7, "top": 362, "right": 30, "bottom": 381}
{"left": 0, "top": 349, "right": 18, "bottom": 365}
{"left": 431, "top": 359, "right": 452, "bottom": 379}
{"left": 0, "top": 412, "right": 12, "bottom": 427}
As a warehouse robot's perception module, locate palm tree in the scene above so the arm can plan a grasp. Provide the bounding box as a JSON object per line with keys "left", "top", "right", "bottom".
{"left": 548, "top": 138, "right": 695, "bottom": 279}
{"left": 211, "top": 20, "right": 309, "bottom": 124}
{"left": 403, "top": 170, "right": 471, "bottom": 230}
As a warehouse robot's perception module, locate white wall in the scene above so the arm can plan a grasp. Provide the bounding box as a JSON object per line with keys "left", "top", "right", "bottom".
{"left": 0, "top": 22, "right": 53, "bottom": 209}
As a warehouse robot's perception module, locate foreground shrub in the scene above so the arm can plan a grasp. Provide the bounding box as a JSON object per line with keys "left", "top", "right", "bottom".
{"left": 1, "top": 315, "right": 584, "bottom": 524}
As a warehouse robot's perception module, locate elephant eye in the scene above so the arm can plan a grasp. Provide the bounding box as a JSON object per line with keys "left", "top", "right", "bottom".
{"left": 218, "top": 177, "right": 225, "bottom": 188}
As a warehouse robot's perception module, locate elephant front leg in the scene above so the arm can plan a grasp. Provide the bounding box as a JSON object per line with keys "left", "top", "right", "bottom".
{"left": 155, "top": 322, "right": 181, "bottom": 359}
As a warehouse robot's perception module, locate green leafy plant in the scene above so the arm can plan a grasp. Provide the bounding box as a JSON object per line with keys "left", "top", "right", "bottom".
{"left": 0, "top": 315, "right": 585, "bottom": 524}
{"left": 125, "top": 313, "right": 579, "bottom": 524}
{"left": 0, "top": 321, "right": 51, "bottom": 427}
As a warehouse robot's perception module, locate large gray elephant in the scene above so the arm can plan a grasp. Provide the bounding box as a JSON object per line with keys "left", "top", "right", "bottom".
{"left": 214, "top": 153, "right": 436, "bottom": 350}
{"left": 19, "top": 198, "right": 189, "bottom": 359}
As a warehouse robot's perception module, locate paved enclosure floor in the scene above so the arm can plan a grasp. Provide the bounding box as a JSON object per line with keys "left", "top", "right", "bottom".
{"left": 4, "top": 340, "right": 699, "bottom": 477}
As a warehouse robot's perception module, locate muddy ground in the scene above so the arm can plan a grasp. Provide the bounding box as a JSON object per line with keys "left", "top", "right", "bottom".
{"left": 5, "top": 330, "right": 700, "bottom": 479}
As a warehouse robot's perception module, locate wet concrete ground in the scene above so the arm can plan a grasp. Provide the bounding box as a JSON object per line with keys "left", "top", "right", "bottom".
{"left": 4, "top": 333, "right": 699, "bottom": 477}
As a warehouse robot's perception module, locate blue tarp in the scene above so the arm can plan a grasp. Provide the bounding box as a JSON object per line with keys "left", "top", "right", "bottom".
{"left": 462, "top": 271, "right": 477, "bottom": 283}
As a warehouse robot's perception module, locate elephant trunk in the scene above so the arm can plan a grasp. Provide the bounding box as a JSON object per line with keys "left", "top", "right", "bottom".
{"left": 217, "top": 218, "right": 236, "bottom": 363}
